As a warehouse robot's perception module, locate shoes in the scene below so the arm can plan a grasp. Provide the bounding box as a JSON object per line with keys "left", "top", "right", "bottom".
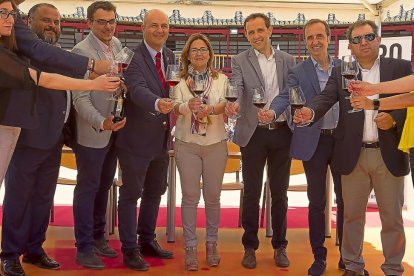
{"left": 76, "top": 251, "right": 105, "bottom": 270}
{"left": 274, "top": 247, "right": 290, "bottom": 268}
{"left": 22, "top": 253, "right": 60, "bottom": 270}
{"left": 1, "top": 259, "right": 25, "bottom": 276}
{"left": 241, "top": 248, "right": 256, "bottom": 269}
{"left": 206, "top": 241, "right": 220, "bottom": 267}
{"left": 308, "top": 259, "right": 326, "bottom": 276}
{"left": 139, "top": 239, "right": 173, "bottom": 259}
{"left": 93, "top": 238, "right": 118, "bottom": 258}
{"left": 342, "top": 269, "right": 365, "bottom": 276}
{"left": 123, "top": 249, "right": 149, "bottom": 271}
{"left": 338, "top": 258, "right": 369, "bottom": 276}
{"left": 184, "top": 247, "right": 198, "bottom": 271}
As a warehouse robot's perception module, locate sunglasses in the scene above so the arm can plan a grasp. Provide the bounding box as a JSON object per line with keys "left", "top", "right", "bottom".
{"left": 0, "top": 10, "right": 18, "bottom": 20}
{"left": 350, "top": 33, "right": 376, "bottom": 44}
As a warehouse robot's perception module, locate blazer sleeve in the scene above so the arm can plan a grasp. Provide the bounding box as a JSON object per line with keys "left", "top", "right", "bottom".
{"left": 270, "top": 67, "right": 297, "bottom": 117}
{"left": 124, "top": 52, "right": 160, "bottom": 112}
{"left": 230, "top": 56, "right": 245, "bottom": 104}
{"left": 71, "top": 46, "right": 106, "bottom": 131}
{"left": 14, "top": 16, "right": 88, "bottom": 78}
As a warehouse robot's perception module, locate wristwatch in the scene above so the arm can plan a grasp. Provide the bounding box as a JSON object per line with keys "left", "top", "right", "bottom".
{"left": 373, "top": 99, "right": 380, "bottom": 110}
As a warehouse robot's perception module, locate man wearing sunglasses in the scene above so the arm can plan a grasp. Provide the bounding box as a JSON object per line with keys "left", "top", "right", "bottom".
{"left": 294, "top": 20, "right": 412, "bottom": 276}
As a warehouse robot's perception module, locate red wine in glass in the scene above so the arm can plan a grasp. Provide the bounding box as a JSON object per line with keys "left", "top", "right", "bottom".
{"left": 253, "top": 102, "right": 266, "bottom": 109}
{"left": 342, "top": 72, "right": 357, "bottom": 80}
{"left": 193, "top": 89, "right": 204, "bottom": 96}
{"left": 167, "top": 80, "right": 180, "bottom": 87}
{"left": 225, "top": 96, "right": 237, "bottom": 103}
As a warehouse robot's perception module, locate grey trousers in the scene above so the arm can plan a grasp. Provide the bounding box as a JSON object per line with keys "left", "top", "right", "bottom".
{"left": 0, "top": 125, "right": 20, "bottom": 186}
{"left": 341, "top": 148, "right": 405, "bottom": 276}
{"left": 174, "top": 139, "right": 227, "bottom": 247}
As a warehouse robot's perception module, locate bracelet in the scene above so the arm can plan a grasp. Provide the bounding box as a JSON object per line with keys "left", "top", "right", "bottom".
{"left": 209, "top": 105, "right": 215, "bottom": 115}
{"left": 88, "top": 58, "right": 96, "bottom": 73}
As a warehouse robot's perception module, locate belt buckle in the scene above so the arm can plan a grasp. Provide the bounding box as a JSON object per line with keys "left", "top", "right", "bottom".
{"left": 268, "top": 122, "right": 275, "bottom": 130}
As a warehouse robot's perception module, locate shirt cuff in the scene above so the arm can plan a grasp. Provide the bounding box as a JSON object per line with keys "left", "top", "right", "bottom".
{"left": 155, "top": 99, "right": 160, "bottom": 112}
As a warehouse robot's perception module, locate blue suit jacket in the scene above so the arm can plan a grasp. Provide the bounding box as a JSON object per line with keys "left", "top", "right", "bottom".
{"left": 0, "top": 16, "right": 87, "bottom": 130}
{"left": 116, "top": 42, "right": 175, "bottom": 157}
{"left": 270, "top": 57, "right": 341, "bottom": 161}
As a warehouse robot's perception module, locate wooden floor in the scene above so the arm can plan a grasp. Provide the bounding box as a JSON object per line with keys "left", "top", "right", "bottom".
{"left": 6, "top": 226, "right": 414, "bottom": 276}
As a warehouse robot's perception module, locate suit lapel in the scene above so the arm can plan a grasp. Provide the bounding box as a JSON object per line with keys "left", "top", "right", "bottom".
{"left": 274, "top": 49, "right": 285, "bottom": 90}
{"left": 303, "top": 58, "right": 320, "bottom": 95}
{"left": 87, "top": 34, "right": 105, "bottom": 60}
{"left": 247, "top": 48, "right": 265, "bottom": 88}
{"left": 141, "top": 43, "right": 164, "bottom": 94}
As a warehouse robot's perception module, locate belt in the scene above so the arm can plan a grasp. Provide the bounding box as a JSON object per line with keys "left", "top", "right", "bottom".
{"left": 320, "top": 129, "right": 334, "bottom": 135}
{"left": 257, "top": 121, "right": 287, "bottom": 130}
{"left": 362, "top": 142, "right": 380, "bottom": 148}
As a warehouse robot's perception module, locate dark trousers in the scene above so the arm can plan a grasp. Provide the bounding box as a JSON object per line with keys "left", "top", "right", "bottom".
{"left": 117, "top": 149, "right": 168, "bottom": 253}
{"left": 240, "top": 126, "right": 292, "bottom": 250}
{"left": 1, "top": 141, "right": 62, "bottom": 260}
{"left": 302, "top": 134, "right": 343, "bottom": 260}
{"left": 72, "top": 140, "right": 117, "bottom": 253}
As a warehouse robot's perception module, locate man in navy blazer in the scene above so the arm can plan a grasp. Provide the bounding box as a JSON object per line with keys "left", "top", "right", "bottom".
{"left": 295, "top": 20, "right": 411, "bottom": 276}
{"left": 115, "top": 9, "right": 174, "bottom": 271}
{"left": 2, "top": 4, "right": 68, "bottom": 274}
{"left": 262, "top": 19, "right": 344, "bottom": 276}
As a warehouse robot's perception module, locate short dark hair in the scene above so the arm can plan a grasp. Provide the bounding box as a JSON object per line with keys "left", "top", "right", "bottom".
{"left": 346, "top": 19, "right": 379, "bottom": 42}
{"left": 244, "top": 13, "right": 271, "bottom": 30}
{"left": 0, "top": 0, "right": 18, "bottom": 51}
{"left": 28, "top": 3, "right": 57, "bottom": 19}
{"left": 87, "top": 1, "right": 116, "bottom": 20}
{"left": 303, "top": 19, "right": 330, "bottom": 38}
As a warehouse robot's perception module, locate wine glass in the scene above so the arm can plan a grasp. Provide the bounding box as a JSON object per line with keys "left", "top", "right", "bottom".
{"left": 341, "top": 55, "right": 362, "bottom": 113}
{"left": 106, "top": 47, "right": 134, "bottom": 101}
{"left": 191, "top": 73, "right": 207, "bottom": 110}
{"left": 225, "top": 81, "right": 241, "bottom": 119}
{"left": 289, "top": 86, "right": 307, "bottom": 127}
{"left": 115, "top": 47, "right": 134, "bottom": 69}
{"left": 166, "top": 64, "right": 181, "bottom": 100}
{"left": 252, "top": 86, "right": 267, "bottom": 125}
{"left": 106, "top": 61, "right": 122, "bottom": 101}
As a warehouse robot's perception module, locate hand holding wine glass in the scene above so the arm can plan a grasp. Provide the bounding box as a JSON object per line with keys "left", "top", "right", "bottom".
{"left": 341, "top": 55, "right": 362, "bottom": 113}
{"left": 289, "top": 86, "right": 307, "bottom": 127}
{"left": 225, "top": 82, "right": 241, "bottom": 119}
{"left": 252, "top": 87, "right": 268, "bottom": 125}
{"left": 166, "top": 64, "right": 181, "bottom": 101}
{"left": 191, "top": 73, "right": 207, "bottom": 111}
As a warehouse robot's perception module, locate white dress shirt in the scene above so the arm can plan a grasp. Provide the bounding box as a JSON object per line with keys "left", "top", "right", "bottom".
{"left": 359, "top": 57, "right": 380, "bottom": 143}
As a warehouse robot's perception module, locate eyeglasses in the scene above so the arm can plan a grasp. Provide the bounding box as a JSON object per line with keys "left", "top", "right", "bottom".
{"left": 190, "top": 47, "right": 209, "bottom": 54}
{"left": 93, "top": 19, "right": 116, "bottom": 26}
{"left": 350, "top": 33, "right": 376, "bottom": 44}
{"left": 0, "top": 10, "right": 18, "bottom": 20}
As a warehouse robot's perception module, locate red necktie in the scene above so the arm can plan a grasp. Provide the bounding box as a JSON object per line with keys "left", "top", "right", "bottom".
{"left": 155, "top": 52, "right": 167, "bottom": 94}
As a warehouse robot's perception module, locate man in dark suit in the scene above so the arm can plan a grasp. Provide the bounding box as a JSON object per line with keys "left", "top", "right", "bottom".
{"left": 116, "top": 9, "right": 174, "bottom": 271}
{"left": 296, "top": 20, "right": 411, "bottom": 276}
{"left": 1, "top": 3, "right": 66, "bottom": 275}
{"left": 261, "top": 19, "right": 344, "bottom": 276}
{"left": 225, "top": 13, "right": 295, "bottom": 269}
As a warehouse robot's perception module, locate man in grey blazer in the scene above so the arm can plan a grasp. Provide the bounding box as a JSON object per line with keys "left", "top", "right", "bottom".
{"left": 71, "top": 1, "right": 126, "bottom": 270}
{"left": 296, "top": 20, "right": 411, "bottom": 276}
{"left": 226, "top": 13, "right": 295, "bottom": 269}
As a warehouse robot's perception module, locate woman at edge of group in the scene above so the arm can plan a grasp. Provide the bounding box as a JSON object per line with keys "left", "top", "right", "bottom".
{"left": 0, "top": 0, "right": 120, "bottom": 183}
{"left": 172, "top": 33, "right": 228, "bottom": 271}
{"left": 349, "top": 74, "right": 414, "bottom": 185}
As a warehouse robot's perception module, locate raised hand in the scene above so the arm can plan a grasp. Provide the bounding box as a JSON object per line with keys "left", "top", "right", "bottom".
{"left": 158, "top": 98, "right": 174, "bottom": 114}
{"left": 293, "top": 107, "right": 313, "bottom": 124}
{"left": 92, "top": 74, "right": 120, "bottom": 91}
{"left": 348, "top": 80, "right": 378, "bottom": 96}
{"left": 350, "top": 96, "right": 374, "bottom": 110}
{"left": 258, "top": 109, "right": 275, "bottom": 124}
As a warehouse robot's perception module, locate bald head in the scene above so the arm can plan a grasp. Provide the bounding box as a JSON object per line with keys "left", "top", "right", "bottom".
{"left": 143, "top": 9, "right": 169, "bottom": 52}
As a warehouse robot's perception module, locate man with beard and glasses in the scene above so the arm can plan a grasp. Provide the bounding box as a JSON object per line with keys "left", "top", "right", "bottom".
{"left": 1, "top": 3, "right": 69, "bottom": 275}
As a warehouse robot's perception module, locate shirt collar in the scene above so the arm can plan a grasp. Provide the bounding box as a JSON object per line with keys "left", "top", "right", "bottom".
{"left": 310, "top": 55, "right": 335, "bottom": 70}
{"left": 358, "top": 56, "right": 380, "bottom": 72}
{"left": 90, "top": 31, "right": 114, "bottom": 55}
{"left": 254, "top": 46, "right": 275, "bottom": 60}
{"left": 144, "top": 40, "right": 163, "bottom": 61}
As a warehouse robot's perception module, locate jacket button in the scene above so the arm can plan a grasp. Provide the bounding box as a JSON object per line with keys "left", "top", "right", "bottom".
{"left": 163, "top": 121, "right": 167, "bottom": 125}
